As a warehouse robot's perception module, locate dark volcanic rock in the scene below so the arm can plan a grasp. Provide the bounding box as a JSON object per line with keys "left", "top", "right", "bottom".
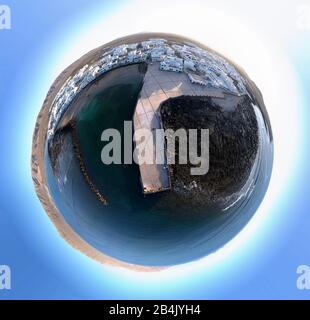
{"left": 160, "top": 94, "right": 259, "bottom": 208}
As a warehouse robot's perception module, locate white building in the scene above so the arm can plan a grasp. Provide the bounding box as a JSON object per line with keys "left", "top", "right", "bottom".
{"left": 150, "top": 48, "right": 166, "bottom": 62}
{"left": 166, "top": 47, "right": 175, "bottom": 56}
{"left": 160, "top": 56, "right": 183, "bottom": 72}
{"left": 112, "top": 45, "right": 128, "bottom": 57}
{"left": 126, "top": 50, "right": 136, "bottom": 63}
{"left": 133, "top": 50, "right": 148, "bottom": 62}
{"left": 184, "top": 59, "right": 196, "bottom": 71}
{"left": 171, "top": 44, "right": 183, "bottom": 52}
{"left": 187, "top": 73, "right": 208, "bottom": 86}
{"left": 142, "top": 38, "right": 167, "bottom": 50}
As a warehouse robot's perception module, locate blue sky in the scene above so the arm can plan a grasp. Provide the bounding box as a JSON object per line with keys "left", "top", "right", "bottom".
{"left": 0, "top": 0, "right": 310, "bottom": 299}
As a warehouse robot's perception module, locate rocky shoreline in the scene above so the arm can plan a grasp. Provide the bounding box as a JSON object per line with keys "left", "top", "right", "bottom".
{"left": 160, "top": 94, "right": 259, "bottom": 208}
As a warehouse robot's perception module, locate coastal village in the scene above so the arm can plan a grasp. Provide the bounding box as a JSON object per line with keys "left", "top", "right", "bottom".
{"left": 48, "top": 38, "right": 247, "bottom": 139}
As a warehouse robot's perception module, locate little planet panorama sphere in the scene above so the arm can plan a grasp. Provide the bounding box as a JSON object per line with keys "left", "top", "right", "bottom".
{"left": 31, "top": 33, "right": 273, "bottom": 269}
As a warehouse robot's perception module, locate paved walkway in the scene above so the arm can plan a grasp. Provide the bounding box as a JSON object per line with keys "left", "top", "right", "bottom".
{"left": 133, "top": 63, "right": 224, "bottom": 194}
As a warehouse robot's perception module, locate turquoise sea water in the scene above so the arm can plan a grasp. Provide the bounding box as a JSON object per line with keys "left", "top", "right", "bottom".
{"left": 44, "top": 62, "right": 273, "bottom": 266}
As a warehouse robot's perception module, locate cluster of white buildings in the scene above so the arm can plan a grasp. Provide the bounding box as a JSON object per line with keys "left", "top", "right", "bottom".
{"left": 48, "top": 38, "right": 247, "bottom": 139}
